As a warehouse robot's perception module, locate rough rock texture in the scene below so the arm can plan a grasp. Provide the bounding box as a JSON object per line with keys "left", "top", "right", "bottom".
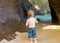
{"left": 0, "top": 0, "right": 21, "bottom": 23}
{"left": 0, "top": 0, "right": 26, "bottom": 41}
{"left": 48, "top": 0, "right": 60, "bottom": 24}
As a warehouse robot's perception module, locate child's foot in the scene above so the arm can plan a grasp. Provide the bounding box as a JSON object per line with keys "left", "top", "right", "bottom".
{"left": 31, "top": 41, "right": 34, "bottom": 43}
{"left": 34, "top": 41, "right": 37, "bottom": 43}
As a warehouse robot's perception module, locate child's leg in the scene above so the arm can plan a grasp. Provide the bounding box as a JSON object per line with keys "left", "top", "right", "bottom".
{"left": 32, "top": 28, "right": 37, "bottom": 43}
{"left": 34, "top": 38, "right": 37, "bottom": 43}
{"left": 30, "top": 38, "right": 34, "bottom": 43}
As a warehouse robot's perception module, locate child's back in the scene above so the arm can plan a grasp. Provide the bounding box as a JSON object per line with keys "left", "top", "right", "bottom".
{"left": 26, "top": 17, "right": 38, "bottom": 28}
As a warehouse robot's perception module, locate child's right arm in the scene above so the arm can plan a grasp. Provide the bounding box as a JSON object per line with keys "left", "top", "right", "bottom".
{"left": 26, "top": 19, "right": 29, "bottom": 27}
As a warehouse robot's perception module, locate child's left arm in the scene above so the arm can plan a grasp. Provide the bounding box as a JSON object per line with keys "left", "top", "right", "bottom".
{"left": 35, "top": 18, "right": 38, "bottom": 24}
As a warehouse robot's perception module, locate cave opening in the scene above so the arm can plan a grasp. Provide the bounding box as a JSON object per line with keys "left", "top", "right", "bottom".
{"left": 21, "top": 0, "right": 59, "bottom": 25}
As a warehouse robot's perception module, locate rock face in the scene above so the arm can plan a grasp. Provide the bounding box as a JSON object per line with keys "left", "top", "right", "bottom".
{"left": 0, "top": 0, "right": 21, "bottom": 23}
{"left": 48, "top": 0, "right": 60, "bottom": 24}
{"left": 0, "top": 0, "right": 26, "bottom": 41}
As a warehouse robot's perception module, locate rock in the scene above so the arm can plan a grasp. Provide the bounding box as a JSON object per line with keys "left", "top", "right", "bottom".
{"left": 0, "top": 0, "right": 27, "bottom": 41}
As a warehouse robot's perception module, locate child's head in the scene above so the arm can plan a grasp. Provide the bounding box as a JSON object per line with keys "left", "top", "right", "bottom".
{"left": 27, "top": 10, "right": 34, "bottom": 17}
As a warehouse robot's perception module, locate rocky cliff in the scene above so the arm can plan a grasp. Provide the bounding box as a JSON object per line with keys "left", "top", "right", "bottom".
{"left": 0, "top": 0, "right": 26, "bottom": 41}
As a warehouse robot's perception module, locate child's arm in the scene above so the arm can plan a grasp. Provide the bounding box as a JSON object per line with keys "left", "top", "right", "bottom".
{"left": 25, "top": 20, "right": 29, "bottom": 27}
{"left": 35, "top": 18, "right": 38, "bottom": 24}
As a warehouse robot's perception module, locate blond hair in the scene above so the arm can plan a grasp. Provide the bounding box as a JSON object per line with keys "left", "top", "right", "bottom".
{"left": 27, "top": 10, "right": 34, "bottom": 17}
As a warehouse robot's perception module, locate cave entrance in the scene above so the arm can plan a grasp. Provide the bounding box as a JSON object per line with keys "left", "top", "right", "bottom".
{"left": 22, "top": 0, "right": 52, "bottom": 24}
{"left": 22, "top": 0, "right": 59, "bottom": 25}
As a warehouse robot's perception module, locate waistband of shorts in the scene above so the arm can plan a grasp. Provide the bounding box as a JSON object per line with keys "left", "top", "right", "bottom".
{"left": 28, "top": 27, "right": 36, "bottom": 29}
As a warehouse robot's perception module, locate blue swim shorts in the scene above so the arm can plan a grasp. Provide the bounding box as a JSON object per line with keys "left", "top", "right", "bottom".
{"left": 28, "top": 27, "right": 37, "bottom": 38}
